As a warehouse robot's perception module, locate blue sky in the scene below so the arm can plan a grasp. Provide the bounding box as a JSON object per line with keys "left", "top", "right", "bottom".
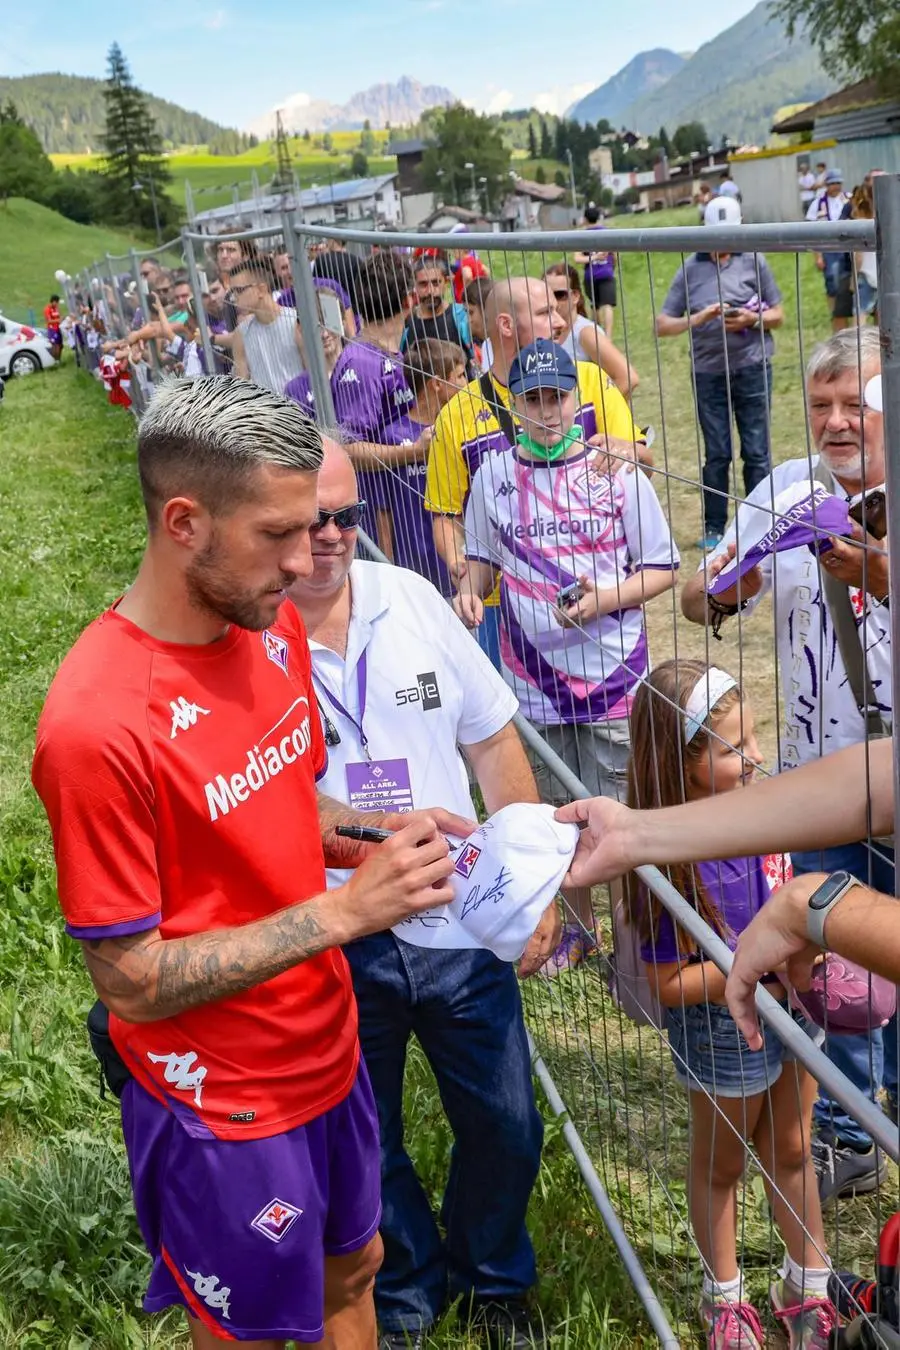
{"left": 2, "top": 0, "right": 760, "bottom": 129}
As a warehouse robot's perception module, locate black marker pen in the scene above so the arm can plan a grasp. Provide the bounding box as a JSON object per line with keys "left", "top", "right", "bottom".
{"left": 335, "top": 824, "right": 394, "bottom": 844}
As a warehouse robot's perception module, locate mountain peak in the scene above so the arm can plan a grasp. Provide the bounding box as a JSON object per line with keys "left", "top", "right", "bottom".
{"left": 247, "top": 76, "right": 455, "bottom": 138}
{"left": 567, "top": 49, "right": 686, "bottom": 125}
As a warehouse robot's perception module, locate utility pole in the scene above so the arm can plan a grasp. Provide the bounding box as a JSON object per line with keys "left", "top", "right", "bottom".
{"left": 566, "top": 148, "right": 578, "bottom": 223}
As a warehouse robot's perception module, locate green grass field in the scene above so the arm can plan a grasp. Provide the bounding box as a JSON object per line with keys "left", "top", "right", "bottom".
{"left": 0, "top": 208, "right": 887, "bottom": 1347}
{"left": 50, "top": 133, "right": 397, "bottom": 215}
{"left": 0, "top": 199, "right": 139, "bottom": 320}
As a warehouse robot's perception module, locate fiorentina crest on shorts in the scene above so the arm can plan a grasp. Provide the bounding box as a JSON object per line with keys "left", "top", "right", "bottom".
{"left": 250, "top": 1197, "right": 304, "bottom": 1243}
{"left": 262, "top": 630, "right": 289, "bottom": 676}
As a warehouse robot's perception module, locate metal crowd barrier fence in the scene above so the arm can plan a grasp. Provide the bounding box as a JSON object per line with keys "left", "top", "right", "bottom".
{"left": 68, "top": 183, "right": 900, "bottom": 1344}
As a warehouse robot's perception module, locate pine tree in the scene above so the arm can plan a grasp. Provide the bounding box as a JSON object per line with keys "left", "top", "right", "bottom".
{"left": 527, "top": 121, "right": 538, "bottom": 159}
{"left": 100, "top": 43, "right": 174, "bottom": 232}
{"left": 539, "top": 118, "right": 552, "bottom": 159}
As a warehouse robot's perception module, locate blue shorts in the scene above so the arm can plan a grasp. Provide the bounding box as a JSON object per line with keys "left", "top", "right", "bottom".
{"left": 122, "top": 1060, "right": 382, "bottom": 1341}
{"left": 665, "top": 1001, "right": 820, "bottom": 1098}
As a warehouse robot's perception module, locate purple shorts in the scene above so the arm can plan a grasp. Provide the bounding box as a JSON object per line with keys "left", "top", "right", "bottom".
{"left": 121, "top": 1060, "right": 381, "bottom": 1341}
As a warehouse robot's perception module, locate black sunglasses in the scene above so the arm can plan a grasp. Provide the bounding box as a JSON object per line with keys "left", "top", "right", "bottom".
{"left": 312, "top": 502, "right": 367, "bottom": 531}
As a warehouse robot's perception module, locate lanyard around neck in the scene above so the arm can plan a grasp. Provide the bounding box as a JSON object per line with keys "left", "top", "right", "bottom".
{"left": 313, "top": 649, "right": 370, "bottom": 760}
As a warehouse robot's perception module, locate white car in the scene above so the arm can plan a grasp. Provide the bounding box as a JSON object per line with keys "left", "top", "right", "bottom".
{"left": 0, "top": 314, "right": 57, "bottom": 378}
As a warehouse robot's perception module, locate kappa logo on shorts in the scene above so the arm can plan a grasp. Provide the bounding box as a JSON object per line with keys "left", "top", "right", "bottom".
{"left": 185, "top": 1268, "right": 231, "bottom": 1319}
{"left": 262, "top": 629, "right": 290, "bottom": 676}
{"left": 251, "top": 1197, "right": 304, "bottom": 1243}
{"left": 454, "top": 843, "right": 482, "bottom": 879}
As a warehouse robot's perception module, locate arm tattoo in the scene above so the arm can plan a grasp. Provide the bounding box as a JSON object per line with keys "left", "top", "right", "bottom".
{"left": 83, "top": 899, "right": 336, "bottom": 1022}
{"left": 317, "top": 790, "right": 388, "bottom": 868}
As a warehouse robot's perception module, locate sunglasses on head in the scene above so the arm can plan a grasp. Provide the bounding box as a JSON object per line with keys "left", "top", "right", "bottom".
{"left": 312, "top": 502, "right": 367, "bottom": 531}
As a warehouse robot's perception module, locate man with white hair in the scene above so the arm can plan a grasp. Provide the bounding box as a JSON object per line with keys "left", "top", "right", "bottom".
{"left": 290, "top": 436, "right": 557, "bottom": 1350}
{"left": 681, "top": 328, "right": 894, "bottom": 1203}
{"left": 656, "top": 196, "right": 784, "bottom": 550}
{"left": 32, "top": 379, "right": 472, "bottom": 1349}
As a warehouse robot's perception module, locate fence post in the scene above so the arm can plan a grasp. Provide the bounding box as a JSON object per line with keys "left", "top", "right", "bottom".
{"left": 282, "top": 212, "right": 337, "bottom": 425}
{"left": 104, "top": 254, "right": 128, "bottom": 337}
{"left": 128, "top": 249, "right": 163, "bottom": 381}
{"left": 875, "top": 174, "right": 900, "bottom": 853}
{"left": 181, "top": 229, "right": 216, "bottom": 375}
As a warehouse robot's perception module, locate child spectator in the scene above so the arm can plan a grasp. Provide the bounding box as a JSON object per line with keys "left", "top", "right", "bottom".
{"left": 464, "top": 275, "right": 493, "bottom": 373}
{"left": 455, "top": 339, "right": 679, "bottom": 971}
{"left": 627, "top": 658, "right": 835, "bottom": 1350}
{"left": 373, "top": 336, "right": 469, "bottom": 593}
{"left": 544, "top": 263, "right": 639, "bottom": 400}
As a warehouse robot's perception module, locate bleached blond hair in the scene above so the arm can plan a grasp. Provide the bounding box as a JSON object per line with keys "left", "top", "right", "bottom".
{"left": 138, "top": 376, "right": 322, "bottom": 524}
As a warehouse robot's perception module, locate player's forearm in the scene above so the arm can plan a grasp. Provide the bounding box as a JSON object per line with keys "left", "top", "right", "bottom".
{"left": 346, "top": 441, "right": 421, "bottom": 468}
{"left": 317, "top": 790, "right": 389, "bottom": 868}
{"left": 822, "top": 885, "right": 900, "bottom": 980}
{"left": 463, "top": 722, "right": 540, "bottom": 816}
{"left": 432, "top": 514, "right": 464, "bottom": 570}
{"left": 84, "top": 890, "right": 354, "bottom": 1024}
{"left": 629, "top": 738, "right": 895, "bottom": 869}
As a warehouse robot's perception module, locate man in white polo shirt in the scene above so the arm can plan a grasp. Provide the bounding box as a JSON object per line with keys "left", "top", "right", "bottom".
{"left": 289, "top": 438, "right": 559, "bottom": 1350}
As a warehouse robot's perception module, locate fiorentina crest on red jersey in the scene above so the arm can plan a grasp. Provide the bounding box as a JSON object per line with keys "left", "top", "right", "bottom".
{"left": 262, "top": 630, "right": 289, "bottom": 675}
{"left": 250, "top": 1197, "right": 303, "bottom": 1243}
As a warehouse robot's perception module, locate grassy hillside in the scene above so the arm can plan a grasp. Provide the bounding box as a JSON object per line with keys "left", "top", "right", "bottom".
{"left": 0, "top": 200, "right": 137, "bottom": 320}
{"left": 50, "top": 133, "right": 396, "bottom": 214}
{"left": 0, "top": 72, "right": 232, "bottom": 154}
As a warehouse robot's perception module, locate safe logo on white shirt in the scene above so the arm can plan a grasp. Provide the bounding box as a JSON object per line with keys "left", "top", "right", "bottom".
{"left": 170, "top": 696, "right": 210, "bottom": 739}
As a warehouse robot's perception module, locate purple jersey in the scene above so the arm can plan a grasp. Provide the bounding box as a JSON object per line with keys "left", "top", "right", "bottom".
{"left": 378, "top": 415, "right": 452, "bottom": 595}
{"left": 640, "top": 855, "right": 772, "bottom": 964}
{"left": 285, "top": 340, "right": 414, "bottom": 529}
{"left": 584, "top": 225, "right": 615, "bottom": 282}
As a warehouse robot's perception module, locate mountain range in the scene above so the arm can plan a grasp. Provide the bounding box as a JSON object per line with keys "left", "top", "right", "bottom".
{"left": 0, "top": 73, "right": 228, "bottom": 155}
{"left": 246, "top": 76, "right": 456, "bottom": 139}
{"left": 566, "top": 50, "right": 687, "bottom": 126}
{"left": 567, "top": 1, "right": 837, "bottom": 143}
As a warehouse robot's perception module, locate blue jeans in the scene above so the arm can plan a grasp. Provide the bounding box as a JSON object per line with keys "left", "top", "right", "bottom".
{"left": 793, "top": 841, "right": 897, "bottom": 1148}
{"left": 475, "top": 604, "right": 502, "bottom": 671}
{"left": 693, "top": 361, "right": 773, "bottom": 537}
{"left": 343, "top": 932, "right": 543, "bottom": 1333}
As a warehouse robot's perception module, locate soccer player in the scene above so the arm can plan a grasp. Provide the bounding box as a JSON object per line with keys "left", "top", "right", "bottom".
{"left": 44, "top": 293, "right": 63, "bottom": 360}
{"left": 32, "top": 378, "right": 472, "bottom": 1349}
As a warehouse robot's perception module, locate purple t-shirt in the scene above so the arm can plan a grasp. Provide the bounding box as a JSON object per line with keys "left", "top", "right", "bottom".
{"left": 378, "top": 414, "right": 451, "bottom": 596}
{"left": 640, "top": 854, "right": 772, "bottom": 963}
{"left": 584, "top": 225, "right": 615, "bottom": 282}
{"left": 284, "top": 339, "right": 414, "bottom": 528}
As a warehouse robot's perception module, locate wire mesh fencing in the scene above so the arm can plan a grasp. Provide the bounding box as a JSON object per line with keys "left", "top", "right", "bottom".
{"left": 67, "top": 185, "right": 900, "bottom": 1346}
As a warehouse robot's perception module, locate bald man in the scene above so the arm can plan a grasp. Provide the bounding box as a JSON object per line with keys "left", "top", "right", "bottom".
{"left": 290, "top": 437, "right": 557, "bottom": 1349}
{"left": 423, "top": 276, "right": 645, "bottom": 669}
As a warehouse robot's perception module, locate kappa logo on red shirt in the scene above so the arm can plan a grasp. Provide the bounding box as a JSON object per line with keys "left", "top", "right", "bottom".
{"left": 263, "top": 630, "right": 289, "bottom": 675}
{"left": 454, "top": 843, "right": 482, "bottom": 879}
{"left": 250, "top": 1197, "right": 304, "bottom": 1243}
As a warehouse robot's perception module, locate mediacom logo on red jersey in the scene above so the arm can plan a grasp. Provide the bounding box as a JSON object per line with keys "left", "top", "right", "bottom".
{"left": 204, "top": 697, "right": 313, "bottom": 822}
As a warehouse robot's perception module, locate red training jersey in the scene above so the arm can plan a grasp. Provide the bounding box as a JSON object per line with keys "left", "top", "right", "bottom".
{"left": 33, "top": 600, "right": 358, "bottom": 1141}
{"left": 453, "top": 253, "right": 488, "bottom": 304}
{"left": 44, "top": 303, "right": 61, "bottom": 328}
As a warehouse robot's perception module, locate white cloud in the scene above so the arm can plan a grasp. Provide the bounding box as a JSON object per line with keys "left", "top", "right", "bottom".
{"left": 204, "top": 8, "right": 228, "bottom": 29}
{"left": 468, "top": 86, "right": 515, "bottom": 116}
{"left": 532, "top": 81, "right": 595, "bottom": 117}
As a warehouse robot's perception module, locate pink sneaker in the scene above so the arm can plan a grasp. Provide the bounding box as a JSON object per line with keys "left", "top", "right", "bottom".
{"left": 700, "top": 1297, "right": 764, "bottom": 1349}
{"left": 770, "top": 1279, "right": 838, "bottom": 1349}
{"left": 540, "top": 924, "right": 597, "bottom": 977}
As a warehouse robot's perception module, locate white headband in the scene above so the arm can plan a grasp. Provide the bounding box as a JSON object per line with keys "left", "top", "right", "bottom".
{"left": 684, "top": 668, "right": 738, "bottom": 744}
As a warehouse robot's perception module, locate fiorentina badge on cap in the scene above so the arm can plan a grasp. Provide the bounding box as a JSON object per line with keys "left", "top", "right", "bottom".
{"left": 708, "top": 481, "right": 852, "bottom": 597}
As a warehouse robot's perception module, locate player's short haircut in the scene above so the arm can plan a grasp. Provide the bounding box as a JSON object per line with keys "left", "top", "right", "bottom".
{"left": 228, "top": 257, "right": 277, "bottom": 287}
{"left": 137, "top": 377, "right": 323, "bottom": 526}
{"left": 404, "top": 339, "right": 466, "bottom": 398}
{"left": 806, "top": 326, "right": 880, "bottom": 383}
{"left": 355, "top": 253, "right": 415, "bottom": 324}
{"left": 584, "top": 205, "right": 601, "bottom": 224}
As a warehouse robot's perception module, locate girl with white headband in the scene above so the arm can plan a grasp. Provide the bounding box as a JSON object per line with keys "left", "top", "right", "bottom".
{"left": 625, "top": 658, "right": 836, "bottom": 1350}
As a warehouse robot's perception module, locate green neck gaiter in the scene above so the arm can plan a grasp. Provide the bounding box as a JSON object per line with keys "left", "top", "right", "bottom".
{"left": 515, "top": 425, "right": 582, "bottom": 463}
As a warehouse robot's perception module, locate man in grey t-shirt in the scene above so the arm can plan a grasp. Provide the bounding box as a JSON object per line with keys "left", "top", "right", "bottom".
{"left": 230, "top": 258, "right": 306, "bottom": 393}
{"left": 656, "top": 198, "right": 784, "bottom": 549}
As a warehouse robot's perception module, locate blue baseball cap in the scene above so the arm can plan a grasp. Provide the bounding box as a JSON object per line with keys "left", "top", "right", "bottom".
{"left": 824, "top": 168, "right": 844, "bottom": 185}
{"left": 508, "top": 339, "right": 578, "bottom": 396}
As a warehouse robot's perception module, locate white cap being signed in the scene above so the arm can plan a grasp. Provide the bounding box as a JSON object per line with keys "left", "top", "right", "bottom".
{"left": 865, "top": 374, "right": 883, "bottom": 412}
{"left": 391, "top": 803, "right": 579, "bottom": 961}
